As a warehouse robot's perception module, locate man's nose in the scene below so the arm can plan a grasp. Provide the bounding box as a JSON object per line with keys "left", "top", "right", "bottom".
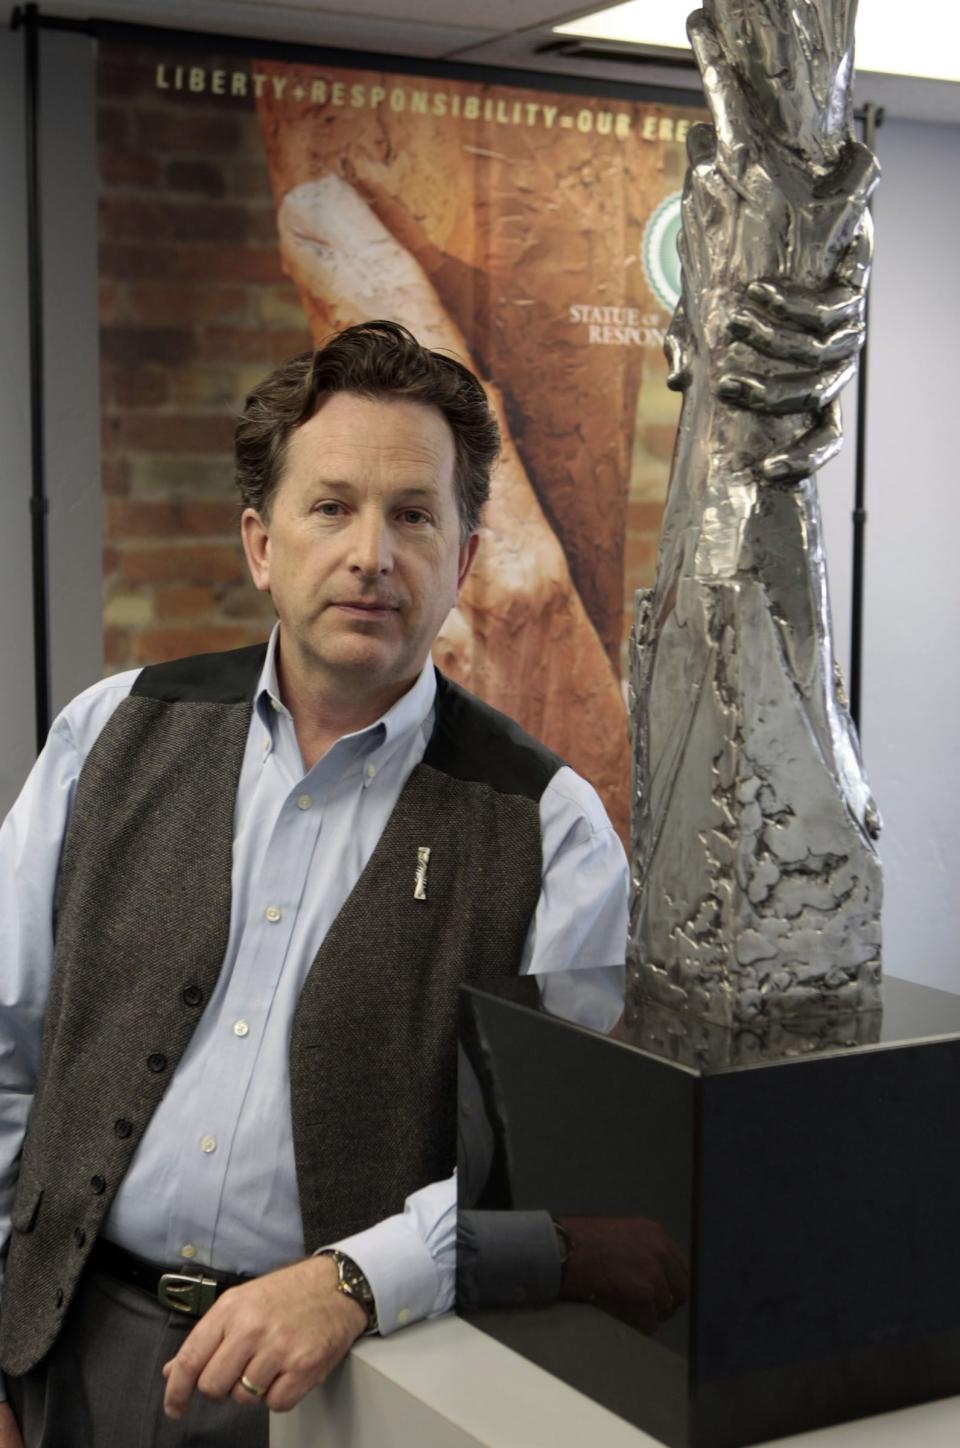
{"left": 349, "top": 513, "right": 393, "bottom": 576}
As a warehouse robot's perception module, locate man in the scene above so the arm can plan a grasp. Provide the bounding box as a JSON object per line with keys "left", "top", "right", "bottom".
{"left": 0, "top": 321, "right": 628, "bottom": 1447}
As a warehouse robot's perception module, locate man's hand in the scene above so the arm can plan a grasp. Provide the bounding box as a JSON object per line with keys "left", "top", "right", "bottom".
{"left": 0, "top": 1402, "right": 24, "bottom": 1448}
{"left": 162, "top": 1254, "right": 368, "bottom": 1418}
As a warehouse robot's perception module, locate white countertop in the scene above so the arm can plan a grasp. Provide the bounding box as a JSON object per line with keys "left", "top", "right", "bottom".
{"left": 270, "top": 1314, "right": 960, "bottom": 1448}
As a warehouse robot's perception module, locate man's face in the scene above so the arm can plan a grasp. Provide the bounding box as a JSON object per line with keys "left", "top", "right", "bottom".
{"left": 242, "top": 391, "right": 477, "bottom": 707}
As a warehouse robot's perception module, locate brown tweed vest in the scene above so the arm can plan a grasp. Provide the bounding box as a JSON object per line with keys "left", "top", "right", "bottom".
{"left": 0, "top": 645, "right": 561, "bottom": 1376}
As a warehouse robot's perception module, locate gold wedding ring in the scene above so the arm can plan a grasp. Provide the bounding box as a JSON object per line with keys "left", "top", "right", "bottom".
{"left": 239, "top": 1373, "right": 266, "bottom": 1398}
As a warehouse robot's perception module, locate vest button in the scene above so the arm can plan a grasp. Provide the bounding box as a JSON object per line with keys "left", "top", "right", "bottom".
{"left": 147, "top": 1053, "right": 167, "bottom": 1074}
{"left": 90, "top": 1175, "right": 106, "bottom": 1195}
{"left": 55, "top": 1288, "right": 64, "bottom": 1309}
{"left": 114, "top": 1118, "right": 132, "bottom": 1139}
{"left": 73, "top": 1227, "right": 86, "bottom": 1248}
{"left": 182, "top": 986, "right": 203, "bottom": 1007}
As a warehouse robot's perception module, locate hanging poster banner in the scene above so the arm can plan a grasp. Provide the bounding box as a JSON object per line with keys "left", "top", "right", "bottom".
{"left": 97, "top": 41, "right": 705, "bottom": 839}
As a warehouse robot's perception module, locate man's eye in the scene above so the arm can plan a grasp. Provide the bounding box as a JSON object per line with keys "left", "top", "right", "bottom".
{"left": 315, "top": 502, "right": 345, "bottom": 517}
{"left": 400, "top": 509, "right": 430, "bottom": 525}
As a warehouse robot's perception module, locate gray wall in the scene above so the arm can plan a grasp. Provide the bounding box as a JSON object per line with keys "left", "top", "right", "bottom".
{"left": 41, "top": 31, "right": 104, "bottom": 721}
{"left": 0, "top": 26, "right": 102, "bottom": 824}
{"left": 0, "top": 34, "right": 957, "bottom": 989}
{"left": 0, "top": 30, "right": 37, "bottom": 814}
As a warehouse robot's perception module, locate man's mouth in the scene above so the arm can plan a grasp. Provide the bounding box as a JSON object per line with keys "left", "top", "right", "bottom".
{"left": 329, "top": 599, "right": 400, "bottom": 615}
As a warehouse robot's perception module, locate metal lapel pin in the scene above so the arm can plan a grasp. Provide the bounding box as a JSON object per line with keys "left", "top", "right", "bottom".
{"left": 414, "top": 846, "right": 431, "bottom": 901}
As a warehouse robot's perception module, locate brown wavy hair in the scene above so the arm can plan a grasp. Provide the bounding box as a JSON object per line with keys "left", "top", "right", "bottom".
{"left": 234, "top": 320, "right": 500, "bottom": 539}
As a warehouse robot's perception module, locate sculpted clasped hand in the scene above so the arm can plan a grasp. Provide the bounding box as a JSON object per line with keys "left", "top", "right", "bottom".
{"left": 161, "top": 1253, "right": 369, "bottom": 1419}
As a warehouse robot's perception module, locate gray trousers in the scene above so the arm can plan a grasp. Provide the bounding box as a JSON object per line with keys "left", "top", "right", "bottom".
{"left": 8, "top": 1267, "right": 268, "bottom": 1448}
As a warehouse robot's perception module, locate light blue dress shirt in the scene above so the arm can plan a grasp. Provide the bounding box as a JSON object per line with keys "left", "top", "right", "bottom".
{"left": 0, "top": 626, "right": 627, "bottom": 1341}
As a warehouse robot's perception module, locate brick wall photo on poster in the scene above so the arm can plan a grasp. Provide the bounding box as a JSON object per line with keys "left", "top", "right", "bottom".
{"left": 97, "top": 44, "right": 705, "bottom": 842}
{"left": 98, "top": 46, "right": 311, "bottom": 672}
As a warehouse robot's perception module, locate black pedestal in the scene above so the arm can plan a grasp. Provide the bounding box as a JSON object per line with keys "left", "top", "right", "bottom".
{"left": 456, "top": 974, "right": 960, "bottom": 1448}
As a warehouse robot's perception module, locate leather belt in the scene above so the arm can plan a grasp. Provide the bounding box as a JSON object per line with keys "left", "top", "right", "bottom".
{"left": 91, "top": 1238, "right": 249, "bottom": 1318}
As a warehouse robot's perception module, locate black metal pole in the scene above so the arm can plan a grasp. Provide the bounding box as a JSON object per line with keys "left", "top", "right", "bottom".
{"left": 849, "top": 101, "right": 883, "bottom": 736}
{"left": 19, "top": 3, "right": 52, "bottom": 752}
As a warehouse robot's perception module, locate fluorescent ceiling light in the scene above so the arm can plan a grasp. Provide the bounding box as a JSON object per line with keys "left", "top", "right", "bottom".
{"left": 555, "top": 1, "right": 960, "bottom": 84}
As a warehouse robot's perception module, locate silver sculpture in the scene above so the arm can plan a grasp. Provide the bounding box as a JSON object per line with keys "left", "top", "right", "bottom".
{"left": 628, "top": 0, "right": 882, "bottom": 1027}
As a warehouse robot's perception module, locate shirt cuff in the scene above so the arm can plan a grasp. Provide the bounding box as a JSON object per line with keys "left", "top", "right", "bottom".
{"left": 319, "top": 1183, "right": 455, "bottom": 1336}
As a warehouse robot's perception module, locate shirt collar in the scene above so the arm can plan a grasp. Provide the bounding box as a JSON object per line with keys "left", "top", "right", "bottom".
{"left": 254, "top": 623, "right": 437, "bottom": 774}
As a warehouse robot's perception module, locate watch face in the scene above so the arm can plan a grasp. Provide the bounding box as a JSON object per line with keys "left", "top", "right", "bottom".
{"left": 332, "top": 1252, "right": 377, "bottom": 1329}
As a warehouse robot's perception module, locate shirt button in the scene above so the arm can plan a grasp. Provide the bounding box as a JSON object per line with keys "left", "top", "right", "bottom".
{"left": 396, "top": 1307, "right": 411, "bottom": 1326}
{"left": 114, "top": 1118, "right": 133, "bottom": 1139}
{"left": 147, "top": 1053, "right": 167, "bottom": 1074}
{"left": 181, "top": 1244, "right": 198, "bottom": 1260}
{"left": 200, "top": 1136, "right": 216, "bottom": 1154}
{"left": 182, "top": 985, "right": 203, "bottom": 1008}
{"left": 264, "top": 906, "right": 282, "bottom": 923}
{"left": 233, "top": 1020, "right": 249, "bottom": 1038}
{"left": 365, "top": 763, "right": 376, "bottom": 780}
{"left": 271, "top": 697, "right": 281, "bottom": 713}
{"left": 296, "top": 793, "right": 312, "bottom": 811}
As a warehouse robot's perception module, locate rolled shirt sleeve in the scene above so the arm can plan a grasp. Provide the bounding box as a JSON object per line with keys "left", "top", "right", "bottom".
{"left": 324, "top": 1173, "right": 456, "bottom": 1334}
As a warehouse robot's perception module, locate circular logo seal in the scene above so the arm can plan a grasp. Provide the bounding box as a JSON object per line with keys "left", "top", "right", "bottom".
{"left": 642, "top": 191, "right": 683, "bottom": 314}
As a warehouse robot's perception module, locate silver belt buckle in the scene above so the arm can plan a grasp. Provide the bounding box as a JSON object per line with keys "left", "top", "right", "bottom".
{"left": 158, "top": 1272, "right": 219, "bottom": 1317}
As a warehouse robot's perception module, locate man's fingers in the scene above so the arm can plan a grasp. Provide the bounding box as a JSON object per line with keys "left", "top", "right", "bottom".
{"left": 228, "top": 1355, "right": 280, "bottom": 1409}
{"left": 761, "top": 400, "right": 843, "bottom": 483}
{"left": 193, "top": 1329, "right": 265, "bottom": 1406}
{"left": 230, "top": 1327, "right": 349, "bottom": 1412}
{"left": 746, "top": 279, "right": 865, "bottom": 335}
{"left": 716, "top": 359, "right": 855, "bottom": 415}
{"left": 162, "top": 1311, "right": 228, "bottom": 1418}
{"left": 727, "top": 309, "right": 863, "bottom": 367}
{"left": 265, "top": 1370, "right": 315, "bottom": 1414}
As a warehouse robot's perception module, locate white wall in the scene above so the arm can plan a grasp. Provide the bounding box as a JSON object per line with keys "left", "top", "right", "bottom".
{"left": 818, "top": 115, "right": 960, "bottom": 990}
{"left": 0, "top": 35, "right": 957, "bottom": 990}
{"left": 858, "top": 119, "right": 960, "bottom": 990}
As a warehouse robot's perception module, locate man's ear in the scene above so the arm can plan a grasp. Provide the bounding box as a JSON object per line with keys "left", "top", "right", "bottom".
{"left": 457, "top": 531, "right": 480, "bottom": 593}
{"left": 241, "top": 508, "right": 271, "bottom": 593}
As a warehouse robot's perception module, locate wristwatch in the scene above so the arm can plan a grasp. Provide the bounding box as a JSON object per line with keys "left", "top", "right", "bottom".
{"left": 318, "top": 1249, "right": 379, "bottom": 1334}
